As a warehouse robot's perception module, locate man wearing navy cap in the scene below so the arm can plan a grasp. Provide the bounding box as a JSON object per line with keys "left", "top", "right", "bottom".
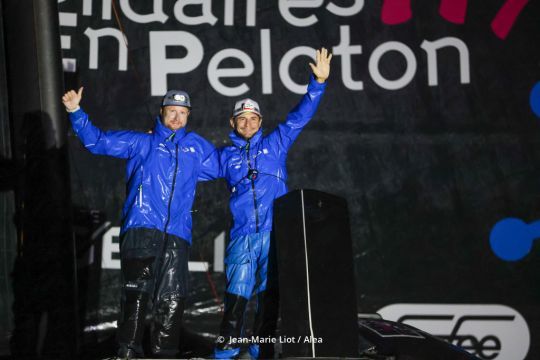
{"left": 62, "top": 88, "right": 218, "bottom": 359}
{"left": 214, "top": 47, "right": 332, "bottom": 359}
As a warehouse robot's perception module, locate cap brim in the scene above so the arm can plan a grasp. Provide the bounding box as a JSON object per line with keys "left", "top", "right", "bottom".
{"left": 162, "top": 103, "right": 191, "bottom": 108}
{"left": 233, "top": 110, "right": 262, "bottom": 118}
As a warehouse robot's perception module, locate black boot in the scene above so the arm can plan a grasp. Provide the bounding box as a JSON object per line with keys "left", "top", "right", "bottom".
{"left": 252, "top": 288, "right": 279, "bottom": 359}
{"left": 117, "top": 291, "right": 149, "bottom": 359}
{"left": 151, "top": 294, "right": 185, "bottom": 357}
{"left": 216, "top": 293, "right": 248, "bottom": 351}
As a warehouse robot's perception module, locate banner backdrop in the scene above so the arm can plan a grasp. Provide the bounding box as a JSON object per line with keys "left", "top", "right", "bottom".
{"left": 58, "top": 1, "right": 540, "bottom": 359}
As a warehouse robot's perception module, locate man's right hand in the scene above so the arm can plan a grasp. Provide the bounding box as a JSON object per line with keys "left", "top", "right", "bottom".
{"left": 62, "top": 87, "right": 84, "bottom": 111}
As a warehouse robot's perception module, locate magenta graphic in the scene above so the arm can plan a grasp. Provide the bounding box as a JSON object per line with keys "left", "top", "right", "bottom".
{"left": 439, "top": 0, "right": 467, "bottom": 24}
{"left": 491, "top": 0, "right": 529, "bottom": 40}
{"left": 381, "top": 0, "right": 529, "bottom": 40}
{"left": 381, "top": 0, "right": 412, "bottom": 25}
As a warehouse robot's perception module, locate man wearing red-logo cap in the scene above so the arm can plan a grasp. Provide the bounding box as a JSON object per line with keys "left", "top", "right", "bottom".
{"left": 214, "top": 48, "right": 332, "bottom": 359}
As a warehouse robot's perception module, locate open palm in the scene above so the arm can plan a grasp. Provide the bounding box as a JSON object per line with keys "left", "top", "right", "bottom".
{"left": 309, "top": 47, "right": 332, "bottom": 83}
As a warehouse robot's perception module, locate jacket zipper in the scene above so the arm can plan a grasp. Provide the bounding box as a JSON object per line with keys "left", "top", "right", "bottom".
{"left": 138, "top": 165, "right": 144, "bottom": 207}
{"left": 164, "top": 139, "right": 179, "bottom": 234}
{"left": 246, "top": 140, "right": 259, "bottom": 233}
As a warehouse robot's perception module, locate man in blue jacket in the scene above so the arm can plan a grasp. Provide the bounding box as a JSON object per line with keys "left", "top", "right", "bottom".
{"left": 214, "top": 47, "right": 332, "bottom": 359}
{"left": 62, "top": 88, "right": 217, "bottom": 359}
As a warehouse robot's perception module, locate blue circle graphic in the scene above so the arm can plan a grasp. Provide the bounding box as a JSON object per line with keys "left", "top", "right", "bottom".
{"left": 489, "top": 218, "right": 534, "bottom": 261}
{"left": 531, "top": 82, "right": 540, "bottom": 118}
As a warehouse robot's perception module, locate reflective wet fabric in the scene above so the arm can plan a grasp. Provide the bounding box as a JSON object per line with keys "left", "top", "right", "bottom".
{"left": 117, "top": 228, "right": 189, "bottom": 357}
{"left": 218, "top": 75, "right": 327, "bottom": 239}
{"left": 225, "top": 232, "right": 272, "bottom": 298}
{"left": 68, "top": 109, "right": 218, "bottom": 357}
{"left": 215, "top": 75, "right": 326, "bottom": 359}
{"left": 68, "top": 108, "right": 218, "bottom": 243}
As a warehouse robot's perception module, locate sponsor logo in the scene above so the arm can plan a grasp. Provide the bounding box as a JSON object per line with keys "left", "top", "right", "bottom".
{"left": 173, "top": 94, "right": 185, "bottom": 102}
{"left": 243, "top": 102, "right": 255, "bottom": 111}
{"left": 377, "top": 304, "right": 530, "bottom": 360}
{"left": 181, "top": 146, "right": 196, "bottom": 153}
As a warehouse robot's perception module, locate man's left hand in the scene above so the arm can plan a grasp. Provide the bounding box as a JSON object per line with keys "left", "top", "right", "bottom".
{"left": 310, "top": 47, "right": 332, "bottom": 84}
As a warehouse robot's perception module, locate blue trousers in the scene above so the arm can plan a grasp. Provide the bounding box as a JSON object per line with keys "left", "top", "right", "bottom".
{"left": 215, "top": 232, "right": 279, "bottom": 359}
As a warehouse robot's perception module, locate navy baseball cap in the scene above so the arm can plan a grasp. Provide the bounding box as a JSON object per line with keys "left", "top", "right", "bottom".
{"left": 162, "top": 90, "right": 191, "bottom": 108}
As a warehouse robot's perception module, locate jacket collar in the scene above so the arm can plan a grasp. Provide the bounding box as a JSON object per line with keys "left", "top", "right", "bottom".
{"left": 154, "top": 116, "right": 186, "bottom": 143}
{"left": 229, "top": 128, "right": 263, "bottom": 149}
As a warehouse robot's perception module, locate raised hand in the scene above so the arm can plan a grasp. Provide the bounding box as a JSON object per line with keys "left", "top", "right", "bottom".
{"left": 62, "top": 87, "right": 84, "bottom": 111}
{"left": 309, "top": 47, "right": 332, "bottom": 84}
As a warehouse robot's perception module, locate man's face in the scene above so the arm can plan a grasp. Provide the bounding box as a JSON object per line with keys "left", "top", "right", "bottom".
{"left": 230, "top": 112, "right": 262, "bottom": 140}
{"left": 161, "top": 105, "right": 190, "bottom": 131}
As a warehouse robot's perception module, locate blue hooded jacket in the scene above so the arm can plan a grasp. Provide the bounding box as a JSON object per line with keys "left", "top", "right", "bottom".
{"left": 69, "top": 109, "right": 218, "bottom": 243}
{"left": 219, "top": 76, "right": 327, "bottom": 239}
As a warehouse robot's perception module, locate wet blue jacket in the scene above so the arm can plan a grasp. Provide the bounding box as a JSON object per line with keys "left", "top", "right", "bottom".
{"left": 69, "top": 108, "right": 218, "bottom": 243}
{"left": 219, "top": 76, "right": 327, "bottom": 239}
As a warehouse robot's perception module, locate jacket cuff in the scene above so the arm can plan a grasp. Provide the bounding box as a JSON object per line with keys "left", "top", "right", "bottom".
{"left": 308, "top": 74, "right": 327, "bottom": 90}
{"left": 66, "top": 106, "right": 81, "bottom": 113}
{"left": 68, "top": 107, "right": 86, "bottom": 128}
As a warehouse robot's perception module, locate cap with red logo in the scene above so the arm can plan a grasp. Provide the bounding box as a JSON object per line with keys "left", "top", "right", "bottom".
{"left": 232, "top": 98, "right": 262, "bottom": 118}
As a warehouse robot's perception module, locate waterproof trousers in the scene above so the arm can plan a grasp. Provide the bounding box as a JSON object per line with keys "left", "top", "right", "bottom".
{"left": 116, "top": 228, "right": 190, "bottom": 358}
{"left": 215, "top": 231, "right": 279, "bottom": 359}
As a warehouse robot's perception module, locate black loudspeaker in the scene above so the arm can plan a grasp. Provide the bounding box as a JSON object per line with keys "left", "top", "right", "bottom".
{"left": 273, "top": 189, "right": 359, "bottom": 358}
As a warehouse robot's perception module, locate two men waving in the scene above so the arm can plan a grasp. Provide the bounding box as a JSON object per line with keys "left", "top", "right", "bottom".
{"left": 62, "top": 47, "right": 332, "bottom": 359}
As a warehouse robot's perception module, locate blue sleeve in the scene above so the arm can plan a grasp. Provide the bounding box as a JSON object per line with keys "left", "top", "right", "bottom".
{"left": 69, "top": 108, "right": 143, "bottom": 159}
{"left": 267, "top": 75, "right": 327, "bottom": 152}
{"left": 198, "top": 139, "right": 221, "bottom": 181}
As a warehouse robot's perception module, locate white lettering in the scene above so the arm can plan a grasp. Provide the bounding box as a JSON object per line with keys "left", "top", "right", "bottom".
{"left": 208, "top": 49, "right": 255, "bottom": 96}
{"left": 421, "top": 37, "right": 470, "bottom": 86}
{"left": 279, "top": 46, "right": 315, "bottom": 94}
{"left": 326, "top": 0, "right": 364, "bottom": 17}
{"left": 119, "top": 0, "right": 168, "bottom": 24}
{"left": 213, "top": 231, "right": 225, "bottom": 272}
{"left": 101, "top": 226, "right": 225, "bottom": 272}
{"left": 59, "top": 9, "right": 78, "bottom": 72}
{"left": 101, "top": 227, "right": 120, "bottom": 270}
{"left": 149, "top": 31, "right": 204, "bottom": 96}
{"left": 333, "top": 25, "right": 363, "bottom": 90}
{"left": 84, "top": 27, "right": 128, "bottom": 71}
{"left": 224, "top": 0, "right": 257, "bottom": 26}
{"left": 369, "top": 41, "right": 416, "bottom": 90}
{"left": 82, "top": 0, "right": 112, "bottom": 19}
{"left": 173, "top": 0, "right": 217, "bottom": 26}
{"left": 278, "top": 0, "right": 323, "bottom": 27}
{"left": 261, "top": 29, "right": 273, "bottom": 94}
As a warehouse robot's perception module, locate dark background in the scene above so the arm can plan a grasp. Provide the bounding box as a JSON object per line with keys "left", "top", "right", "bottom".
{"left": 2, "top": 0, "right": 539, "bottom": 359}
